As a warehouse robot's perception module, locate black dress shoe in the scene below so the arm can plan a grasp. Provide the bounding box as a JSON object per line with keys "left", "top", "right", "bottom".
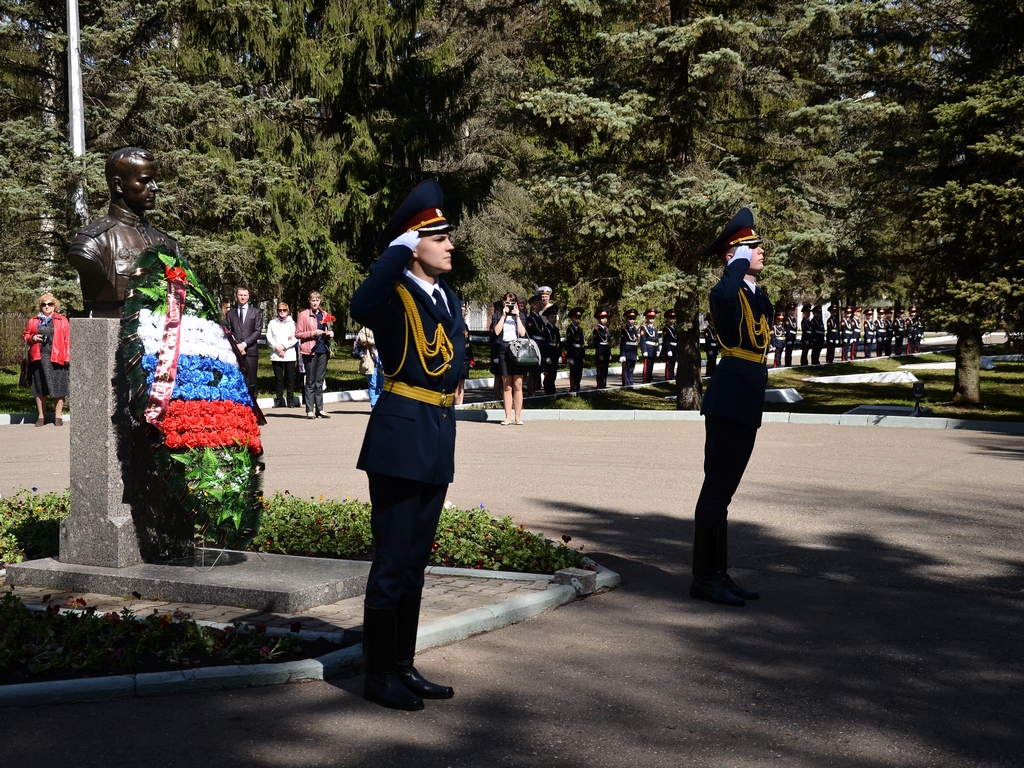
{"left": 397, "top": 665, "right": 454, "bottom": 700}
{"left": 721, "top": 573, "right": 759, "bottom": 600}
{"left": 690, "top": 576, "right": 746, "bottom": 607}
{"left": 315, "top": 411, "right": 330, "bottom": 419}
{"left": 364, "top": 673, "right": 424, "bottom": 711}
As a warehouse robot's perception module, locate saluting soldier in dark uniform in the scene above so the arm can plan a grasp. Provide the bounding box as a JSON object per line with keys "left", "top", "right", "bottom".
{"left": 639, "top": 308, "right": 660, "bottom": 383}
{"left": 879, "top": 308, "right": 894, "bottom": 357}
{"left": 907, "top": 306, "right": 924, "bottom": 354}
{"left": 826, "top": 305, "right": 842, "bottom": 363}
{"left": 702, "top": 312, "right": 719, "bottom": 376}
{"left": 841, "top": 306, "right": 857, "bottom": 361}
{"left": 592, "top": 308, "right": 612, "bottom": 389}
{"left": 893, "top": 307, "right": 908, "bottom": 355}
{"left": 771, "top": 311, "right": 786, "bottom": 368}
{"left": 862, "top": 307, "right": 877, "bottom": 358}
{"left": 619, "top": 309, "right": 639, "bottom": 386}
{"left": 783, "top": 302, "right": 798, "bottom": 366}
{"left": 660, "top": 309, "right": 679, "bottom": 380}
{"left": 350, "top": 180, "right": 465, "bottom": 711}
{"left": 691, "top": 207, "right": 771, "bottom": 607}
{"left": 563, "top": 307, "right": 585, "bottom": 392}
{"left": 540, "top": 305, "right": 561, "bottom": 395}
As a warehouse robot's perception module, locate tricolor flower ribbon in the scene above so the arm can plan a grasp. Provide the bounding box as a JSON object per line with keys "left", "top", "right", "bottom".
{"left": 144, "top": 276, "right": 187, "bottom": 425}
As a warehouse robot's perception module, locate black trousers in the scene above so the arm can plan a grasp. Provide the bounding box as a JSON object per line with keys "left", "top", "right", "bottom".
{"left": 273, "top": 360, "right": 296, "bottom": 400}
{"left": 694, "top": 415, "right": 758, "bottom": 527}
{"left": 242, "top": 352, "right": 259, "bottom": 399}
{"left": 365, "top": 473, "right": 448, "bottom": 609}
{"left": 595, "top": 357, "right": 608, "bottom": 389}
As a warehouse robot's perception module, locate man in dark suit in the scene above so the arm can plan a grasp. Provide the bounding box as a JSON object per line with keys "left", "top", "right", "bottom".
{"left": 226, "top": 286, "right": 263, "bottom": 401}
{"left": 691, "top": 208, "right": 772, "bottom": 608}
{"left": 350, "top": 180, "right": 466, "bottom": 711}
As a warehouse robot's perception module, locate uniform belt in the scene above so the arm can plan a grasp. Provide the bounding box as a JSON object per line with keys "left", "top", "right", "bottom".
{"left": 571, "top": 344, "right": 582, "bottom": 348}
{"left": 720, "top": 348, "right": 767, "bottom": 364}
{"left": 383, "top": 378, "right": 454, "bottom": 408}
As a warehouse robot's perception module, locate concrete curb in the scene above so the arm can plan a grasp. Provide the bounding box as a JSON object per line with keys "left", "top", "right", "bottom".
{"left": 0, "top": 564, "right": 620, "bottom": 707}
{"left": 456, "top": 408, "right": 1024, "bottom": 434}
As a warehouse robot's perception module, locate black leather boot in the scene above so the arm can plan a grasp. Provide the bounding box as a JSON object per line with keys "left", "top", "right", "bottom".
{"left": 690, "top": 525, "right": 745, "bottom": 607}
{"left": 396, "top": 591, "right": 454, "bottom": 699}
{"left": 718, "top": 521, "right": 759, "bottom": 600}
{"left": 362, "top": 604, "right": 424, "bottom": 711}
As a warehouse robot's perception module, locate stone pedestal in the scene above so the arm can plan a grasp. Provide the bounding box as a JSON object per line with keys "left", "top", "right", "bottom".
{"left": 59, "top": 317, "right": 143, "bottom": 567}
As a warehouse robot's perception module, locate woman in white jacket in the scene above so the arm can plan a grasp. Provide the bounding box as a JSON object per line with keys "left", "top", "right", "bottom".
{"left": 266, "top": 301, "right": 299, "bottom": 407}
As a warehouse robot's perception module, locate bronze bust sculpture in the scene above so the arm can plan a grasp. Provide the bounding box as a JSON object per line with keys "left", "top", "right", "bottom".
{"left": 67, "top": 147, "right": 180, "bottom": 318}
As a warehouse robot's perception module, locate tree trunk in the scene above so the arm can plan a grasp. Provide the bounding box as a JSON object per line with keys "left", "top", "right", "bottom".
{"left": 952, "top": 329, "right": 982, "bottom": 404}
{"left": 675, "top": 293, "right": 703, "bottom": 410}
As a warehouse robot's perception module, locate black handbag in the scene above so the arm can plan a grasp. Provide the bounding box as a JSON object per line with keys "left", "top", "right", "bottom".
{"left": 506, "top": 338, "right": 541, "bottom": 367}
{"left": 19, "top": 347, "right": 31, "bottom": 388}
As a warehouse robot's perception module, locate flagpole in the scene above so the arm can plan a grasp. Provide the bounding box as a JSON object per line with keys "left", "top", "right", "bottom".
{"left": 67, "top": 0, "right": 88, "bottom": 223}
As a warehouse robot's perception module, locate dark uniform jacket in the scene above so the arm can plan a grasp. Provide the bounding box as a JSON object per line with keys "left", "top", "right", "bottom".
{"left": 542, "top": 321, "right": 562, "bottom": 364}
{"left": 701, "top": 258, "right": 773, "bottom": 430}
{"left": 592, "top": 325, "right": 612, "bottom": 357}
{"left": 350, "top": 243, "right": 466, "bottom": 485}
{"left": 640, "top": 322, "right": 659, "bottom": 358}
{"left": 67, "top": 204, "right": 180, "bottom": 317}
{"left": 620, "top": 325, "right": 639, "bottom": 360}
{"left": 565, "top": 323, "right": 585, "bottom": 362}
{"left": 661, "top": 324, "right": 678, "bottom": 359}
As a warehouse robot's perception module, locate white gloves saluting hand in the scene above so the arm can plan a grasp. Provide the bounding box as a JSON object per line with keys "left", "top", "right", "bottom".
{"left": 389, "top": 231, "right": 421, "bottom": 251}
{"left": 730, "top": 245, "right": 753, "bottom": 263}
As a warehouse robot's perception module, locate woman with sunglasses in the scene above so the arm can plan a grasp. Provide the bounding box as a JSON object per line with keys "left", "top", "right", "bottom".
{"left": 22, "top": 294, "right": 70, "bottom": 426}
{"left": 266, "top": 301, "right": 299, "bottom": 408}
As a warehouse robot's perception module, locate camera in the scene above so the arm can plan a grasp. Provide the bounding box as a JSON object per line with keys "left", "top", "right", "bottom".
{"left": 506, "top": 302, "right": 515, "bottom": 312}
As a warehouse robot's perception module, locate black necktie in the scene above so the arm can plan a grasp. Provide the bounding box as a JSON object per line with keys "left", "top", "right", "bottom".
{"left": 432, "top": 288, "right": 449, "bottom": 317}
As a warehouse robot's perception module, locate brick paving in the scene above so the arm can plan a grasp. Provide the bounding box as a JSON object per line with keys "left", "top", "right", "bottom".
{"left": 1, "top": 569, "right": 558, "bottom": 634}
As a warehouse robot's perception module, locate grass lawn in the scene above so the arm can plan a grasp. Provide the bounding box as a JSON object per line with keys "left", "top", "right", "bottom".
{"left": 531, "top": 348, "right": 1024, "bottom": 422}
{"left": 0, "top": 341, "right": 497, "bottom": 413}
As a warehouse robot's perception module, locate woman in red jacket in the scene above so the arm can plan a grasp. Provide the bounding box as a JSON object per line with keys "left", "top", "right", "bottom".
{"left": 22, "top": 293, "right": 71, "bottom": 426}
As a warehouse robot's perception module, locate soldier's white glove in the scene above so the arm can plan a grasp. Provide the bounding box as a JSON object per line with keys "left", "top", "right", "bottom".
{"left": 389, "top": 230, "right": 421, "bottom": 251}
{"left": 730, "top": 245, "right": 753, "bottom": 264}
{"left": 619, "top": 356, "right": 626, "bottom": 363}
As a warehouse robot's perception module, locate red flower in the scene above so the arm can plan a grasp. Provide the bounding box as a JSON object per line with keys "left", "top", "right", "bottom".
{"left": 164, "top": 266, "right": 188, "bottom": 283}
{"left": 159, "top": 399, "right": 262, "bottom": 453}
{"left": 322, "top": 313, "right": 336, "bottom": 324}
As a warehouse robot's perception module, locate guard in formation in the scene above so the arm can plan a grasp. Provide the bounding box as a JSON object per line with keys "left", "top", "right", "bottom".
{"left": 660, "top": 309, "right": 678, "bottom": 380}
{"left": 350, "top": 179, "right": 465, "bottom": 711}
{"left": 691, "top": 207, "right": 770, "bottom": 608}
{"left": 619, "top": 309, "right": 639, "bottom": 386}
{"left": 771, "top": 311, "right": 786, "bottom": 368}
{"left": 703, "top": 313, "right": 719, "bottom": 376}
{"left": 592, "top": 308, "right": 612, "bottom": 388}
{"left": 639, "top": 308, "right": 660, "bottom": 383}
{"left": 541, "top": 305, "right": 561, "bottom": 395}
{"left": 565, "top": 307, "right": 586, "bottom": 392}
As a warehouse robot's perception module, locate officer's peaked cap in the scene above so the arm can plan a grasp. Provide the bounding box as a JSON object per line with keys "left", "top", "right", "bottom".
{"left": 703, "top": 207, "right": 762, "bottom": 259}
{"left": 377, "top": 180, "right": 453, "bottom": 253}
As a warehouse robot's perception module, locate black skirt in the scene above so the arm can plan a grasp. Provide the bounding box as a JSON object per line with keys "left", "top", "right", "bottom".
{"left": 497, "top": 339, "right": 528, "bottom": 377}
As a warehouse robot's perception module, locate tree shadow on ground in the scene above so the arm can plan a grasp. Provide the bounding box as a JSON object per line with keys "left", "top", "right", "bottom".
{"left": 4, "top": 489, "right": 1022, "bottom": 768}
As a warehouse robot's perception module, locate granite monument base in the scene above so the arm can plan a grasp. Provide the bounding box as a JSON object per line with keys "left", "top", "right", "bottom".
{"left": 6, "top": 551, "right": 371, "bottom": 613}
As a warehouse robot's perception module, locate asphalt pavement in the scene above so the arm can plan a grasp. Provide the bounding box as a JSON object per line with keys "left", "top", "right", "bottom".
{"left": 2, "top": 396, "right": 1023, "bottom": 767}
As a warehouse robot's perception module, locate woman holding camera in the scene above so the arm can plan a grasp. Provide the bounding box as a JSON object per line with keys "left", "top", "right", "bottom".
{"left": 491, "top": 292, "right": 527, "bottom": 425}
{"left": 22, "top": 293, "right": 70, "bottom": 427}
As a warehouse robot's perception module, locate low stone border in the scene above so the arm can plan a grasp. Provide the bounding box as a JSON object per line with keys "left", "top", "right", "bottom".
{"left": 456, "top": 408, "right": 1024, "bottom": 434}
{"left": 0, "top": 564, "right": 619, "bottom": 707}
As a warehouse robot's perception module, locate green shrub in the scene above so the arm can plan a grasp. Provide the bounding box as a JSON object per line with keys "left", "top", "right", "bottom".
{"left": 0, "top": 488, "right": 588, "bottom": 576}
{"left": 0, "top": 488, "right": 69, "bottom": 565}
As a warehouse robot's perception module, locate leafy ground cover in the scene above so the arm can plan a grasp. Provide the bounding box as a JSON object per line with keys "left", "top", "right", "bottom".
{"left": 529, "top": 350, "right": 1024, "bottom": 422}
{"left": 1, "top": 489, "right": 588, "bottom": 574}
{"left": 0, "top": 591, "right": 347, "bottom": 686}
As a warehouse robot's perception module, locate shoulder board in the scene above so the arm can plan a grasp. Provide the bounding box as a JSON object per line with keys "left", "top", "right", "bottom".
{"left": 77, "top": 216, "right": 117, "bottom": 238}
